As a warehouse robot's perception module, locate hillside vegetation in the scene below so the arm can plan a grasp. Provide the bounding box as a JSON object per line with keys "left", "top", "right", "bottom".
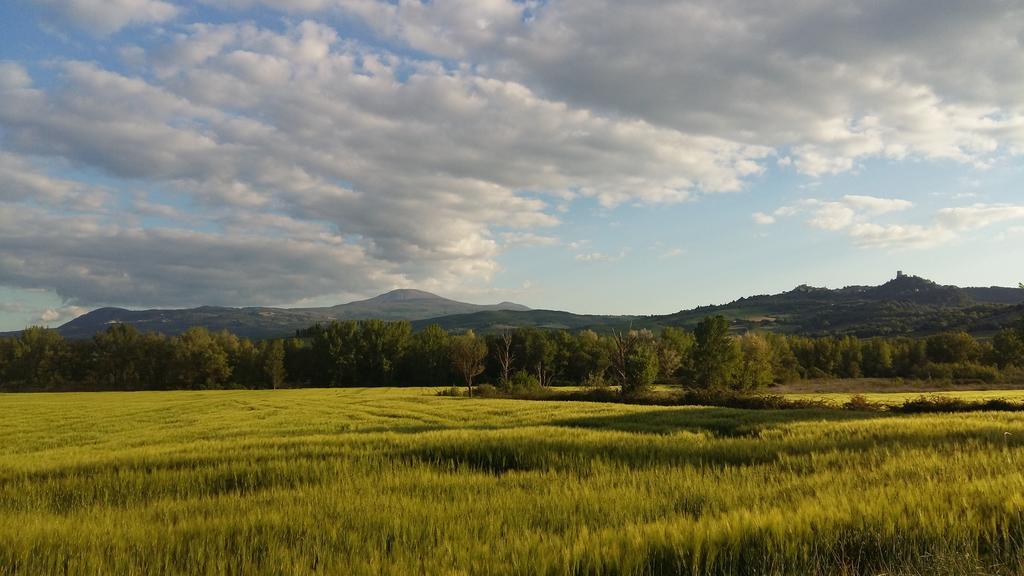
{"left": 2, "top": 388, "right": 1024, "bottom": 575}
{"left": 18, "top": 274, "right": 1024, "bottom": 340}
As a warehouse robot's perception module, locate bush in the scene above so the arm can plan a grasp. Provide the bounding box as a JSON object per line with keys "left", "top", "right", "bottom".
{"left": 474, "top": 383, "right": 499, "bottom": 397}
{"left": 951, "top": 363, "right": 1000, "bottom": 384}
{"left": 583, "top": 371, "right": 608, "bottom": 388}
{"left": 895, "top": 395, "right": 1024, "bottom": 414}
{"left": 507, "top": 370, "right": 541, "bottom": 394}
{"left": 436, "top": 386, "right": 464, "bottom": 397}
{"left": 843, "top": 394, "right": 884, "bottom": 412}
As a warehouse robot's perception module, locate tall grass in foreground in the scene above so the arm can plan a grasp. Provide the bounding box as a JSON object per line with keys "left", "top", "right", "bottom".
{"left": 1, "top": 389, "right": 1024, "bottom": 575}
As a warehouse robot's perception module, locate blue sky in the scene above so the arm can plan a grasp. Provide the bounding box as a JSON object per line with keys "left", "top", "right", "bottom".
{"left": 1, "top": 0, "right": 1023, "bottom": 330}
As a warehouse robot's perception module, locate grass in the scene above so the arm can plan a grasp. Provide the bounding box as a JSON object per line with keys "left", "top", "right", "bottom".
{"left": 783, "top": 390, "right": 1024, "bottom": 406}
{"left": 2, "top": 388, "right": 1024, "bottom": 574}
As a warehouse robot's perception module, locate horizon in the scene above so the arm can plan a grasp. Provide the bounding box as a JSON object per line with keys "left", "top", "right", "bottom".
{"left": 12, "top": 270, "right": 1024, "bottom": 331}
{"left": 3, "top": 1, "right": 1024, "bottom": 331}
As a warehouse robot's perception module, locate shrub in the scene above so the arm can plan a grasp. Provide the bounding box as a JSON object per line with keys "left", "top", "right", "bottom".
{"left": 475, "top": 383, "right": 499, "bottom": 397}
{"left": 843, "top": 394, "right": 884, "bottom": 412}
{"left": 895, "top": 395, "right": 1024, "bottom": 414}
{"left": 951, "top": 363, "right": 1000, "bottom": 384}
{"left": 582, "top": 371, "right": 609, "bottom": 388}
{"left": 507, "top": 370, "right": 541, "bottom": 394}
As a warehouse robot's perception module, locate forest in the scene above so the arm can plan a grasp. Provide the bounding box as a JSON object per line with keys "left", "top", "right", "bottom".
{"left": 2, "top": 315, "right": 1023, "bottom": 393}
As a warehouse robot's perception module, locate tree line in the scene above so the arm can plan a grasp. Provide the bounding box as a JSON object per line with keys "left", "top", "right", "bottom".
{"left": 1, "top": 315, "right": 1023, "bottom": 392}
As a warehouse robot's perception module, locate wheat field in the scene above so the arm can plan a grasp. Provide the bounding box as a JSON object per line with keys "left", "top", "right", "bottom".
{"left": 2, "top": 388, "right": 1024, "bottom": 575}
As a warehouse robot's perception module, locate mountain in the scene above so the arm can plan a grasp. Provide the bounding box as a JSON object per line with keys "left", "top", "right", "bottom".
{"left": 313, "top": 289, "right": 530, "bottom": 321}
{"left": 52, "top": 290, "right": 530, "bottom": 339}
{"left": 657, "top": 272, "right": 1022, "bottom": 337}
{"left": 422, "top": 273, "right": 1024, "bottom": 337}
{"left": 17, "top": 273, "right": 1024, "bottom": 339}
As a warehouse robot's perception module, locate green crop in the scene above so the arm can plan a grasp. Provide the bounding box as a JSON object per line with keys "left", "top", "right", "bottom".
{"left": 2, "top": 388, "right": 1023, "bottom": 575}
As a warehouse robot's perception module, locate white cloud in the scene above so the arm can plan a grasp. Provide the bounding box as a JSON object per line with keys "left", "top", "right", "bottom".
{"left": 228, "top": 0, "right": 1024, "bottom": 178}
{"left": 841, "top": 194, "right": 914, "bottom": 215}
{"left": 0, "top": 203, "right": 408, "bottom": 307}
{"left": 0, "top": 22, "right": 777, "bottom": 308}
{"left": 38, "top": 0, "right": 180, "bottom": 35}
{"left": 806, "top": 202, "right": 856, "bottom": 231}
{"left": 844, "top": 223, "right": 953, "bottom": 250}
{"left": 752, "top": 212, "right": 776, "bottom": 225}
{"left": 936, "top": 204, "right": 1024, "bottom": 231}
{"left": 575, "top": 250, "right": 626, "bottom": 263}
{"left": 658, "top": 247, "right": 685, "bottom": 259}
{"left": 772, "top": 196, "right": 1024, "bottom": 250}
{"left": 3, "top": 3, "right": 1024, "bottom": 308}
{"left": 37, "top": 306, "right": 89, "bottom": 325}
{"left": 501, "top": 232, "right": 560, "bottom": 247}
{"left": 0, "top": 152, "right": 109, "bottom": 209}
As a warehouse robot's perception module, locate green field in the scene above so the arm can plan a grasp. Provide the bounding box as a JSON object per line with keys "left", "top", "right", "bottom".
{"left": 784, "top": 390, "right": 1024, "bottom": 406}
{"left": 3, "top": 389, "right": 1024, "bottom": 575}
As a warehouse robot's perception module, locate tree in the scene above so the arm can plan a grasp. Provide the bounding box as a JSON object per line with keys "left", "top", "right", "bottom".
{"left": 9, "top": 327, "right": 69, "bottom": 388}
{"left": 518, "top": 329, "right": 556, "bottom": 387}
{"left": 836, "top": 336, "right": 863, "bottom": 378}
{"left": 692, "top": 316, "right": 740, "bottom": 388}
{"left": 568, "top": 329, "right": 611, "bottom": 386}
{"left": 925, "top": 332, "right": 976, "bottom": 365}
{"left": 89, "top": 323, "right": 144, "bottom": 390}
{"left": 0, "top": 338, "right": 12, "bottom": 389}
{"left": 170, "top": 327, "right": 231, "bottom": 389}
{"left": 862, "top": 339, "right": 894, "bottom": 377}
{"left": 657, "top": 327, "right": 694, "bottom": 383}
{"left": 610, "top": 329, "right": 658, "bottom": 395}
{"left": 309, "top": 321, "right": 359, "bottom": 386}
{"left": 355, "top": 320, "right": 411, "bottom": 386}
{"left": 495, "top": 331, "right": 515, "bottom": 389}
{"left": 450, "top": 330, "right": 487, "bottom": 396}
{"left": 260, "top": 340, "right": 286, "bottom": 389}
{"left": 765, "top": 333, "right": 801, "bottom": 383}
{"left": 401, "top": 324, "right": 452, "bottom": 387}
{"left": 992, "top": 329, "right": 1024, "bottom": 369}
{"left": 737, "top": 333, "right": 773, "bottom": 390}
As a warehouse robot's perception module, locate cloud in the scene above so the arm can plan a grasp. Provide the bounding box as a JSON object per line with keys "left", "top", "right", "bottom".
{"left": 0, "top": 22, "right": 775, "bottom": 307}
{"left": 0, "top": 203, "right": 409, "bottom": 308}
{"left": 772, "top": 196, "right": 1024, "bottom": 249}
{"left": 752, "top": 212, "right": 776, "bottom": 225}
{"left": 658, "top": 247, "right": 685, "bottom": 259}
{"left": 501, "top": 232, "right": 560, "bottom": 247}
{"left": 37, "top": 306, "right": 89, "bottom": 325}
{"left": 575, "top": 250, "right": 626, "bottom": 263}
{"left": 3, "top": 4, "right": 1024, "bottom": 309}
{"left": 777, "top": 195, "right": 914, "bottom": 233}
{"left": 841, "top": 195, "right": 914, "bottom": 215}
{"left": 0, "top": 152, "right": 109, "bottom": 209}
{"left": 936, "top": 204, "right": 1024, "bottom": 231}
{"left": 262, "top": 0, "right": 1024, "bottom": 176}
{"left": 37, "top": 0, "right": 180, "bottom": 35}
{"left": 0, "top": 303, "right": 27, "bottom": 314}
{"left": 806, "top": 202, "right": 856, "bottom": 231}
{"left": 843, "top": 222, "right": 954, "bottom": 250}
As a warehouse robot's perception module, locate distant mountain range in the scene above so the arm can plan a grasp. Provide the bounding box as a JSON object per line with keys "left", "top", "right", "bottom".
{"left": 14, "top": 273, "right": 1024, "bottom": 339}
{"left": 48, "top": 289, "right": 530, "bottom": 339}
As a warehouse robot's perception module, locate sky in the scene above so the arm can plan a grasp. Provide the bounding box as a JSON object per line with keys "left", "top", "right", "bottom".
{"left": 1, "top": 0, "right": 1023, "bottom": 331}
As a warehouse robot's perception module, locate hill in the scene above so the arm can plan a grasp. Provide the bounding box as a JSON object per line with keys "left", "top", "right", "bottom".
{"left": 660, "top": 273, "right": 1023, "bottom": 336}
{"left": 23, "top": 273, "right": 1024, "bottom": 339}
{"left": 52, "top": 290, "right": 530, "bottom": 339}
{"left": 417, "top": 273, "right": 1024, "bottom": 337}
